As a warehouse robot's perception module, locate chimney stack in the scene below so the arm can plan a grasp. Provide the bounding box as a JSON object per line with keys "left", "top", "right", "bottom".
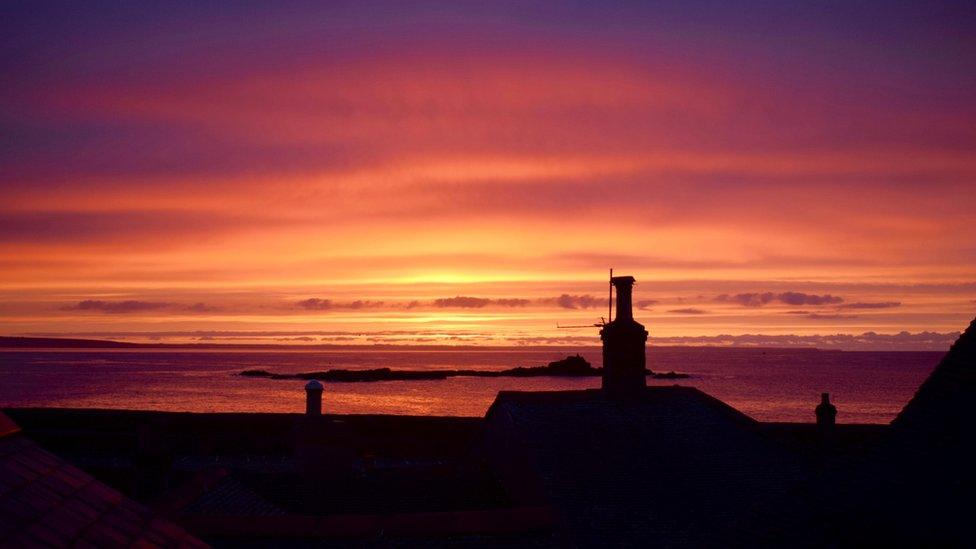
{"left": 815, "top": 392, "right": 836, "bottom": 429}
{"left": 305, "top": 380, "right": 323, "bottom": 416}
{"left": 600, "top": 276, "right": 649, "bottom": 397}
{"left": 614, "top": 276, "right": 635, "bottom": 322}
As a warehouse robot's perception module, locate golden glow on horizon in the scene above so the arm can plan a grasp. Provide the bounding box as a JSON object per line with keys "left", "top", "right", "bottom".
{"left": 2, "top": 14, "right": 975, "bottom": 349}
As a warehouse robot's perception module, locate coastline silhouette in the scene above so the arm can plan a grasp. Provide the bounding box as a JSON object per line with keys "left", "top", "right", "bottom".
{"left": 238, "top": 353, "right": 691, "bottom": 382}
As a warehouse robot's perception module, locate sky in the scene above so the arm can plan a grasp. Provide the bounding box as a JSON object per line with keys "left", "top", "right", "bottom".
{"left": 2, "top": 1, "right": 975, "bottom": 349}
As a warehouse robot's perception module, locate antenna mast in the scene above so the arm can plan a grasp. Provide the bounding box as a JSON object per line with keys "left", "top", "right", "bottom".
{"left": 554, "top": 269, "right": 615, "bottom": 330}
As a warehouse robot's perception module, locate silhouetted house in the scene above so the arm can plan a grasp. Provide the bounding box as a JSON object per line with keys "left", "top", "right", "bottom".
{"left": 0, "top": 412, "right": 206, "bottom": 547}
{"left": 484, "top": 387, "right": 806, "bottom": 546}
{"left": 484, "top": 276, "right": 808, "bottom": 546}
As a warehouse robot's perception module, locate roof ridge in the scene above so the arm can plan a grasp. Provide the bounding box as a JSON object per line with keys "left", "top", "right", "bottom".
{"left": 0, "top": 411, "right": 21, "bottom": 438}
{"left": 890, "top": 315, "right": 976, "bottom": 431}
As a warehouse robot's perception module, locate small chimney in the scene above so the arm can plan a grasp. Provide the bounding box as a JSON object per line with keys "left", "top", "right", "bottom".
{"left": 815, "top": 392, "right": 837, "bottom": 428}
{"left": 600, "top": 275, "right": 649, "bottom": 397}
{"left": 305, "top": 380, "right": 324, "bottom": 416}
{"left": 613, "top": 276, "right": 635, "bottom": 322}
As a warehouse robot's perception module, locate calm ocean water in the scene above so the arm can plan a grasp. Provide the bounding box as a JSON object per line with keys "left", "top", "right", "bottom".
{"left": 0, "top": 347, "right": 942, "bottom": 423}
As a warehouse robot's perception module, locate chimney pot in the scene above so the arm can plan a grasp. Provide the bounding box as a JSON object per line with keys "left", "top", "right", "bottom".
{"left": 815, "top": 392, "right": 837, "bottom": 428}
{"left": 305, "top": 380, "right": 324, "bottom": 416}
{"left": 610, "top": 276, "right": 636, "bottom": 322}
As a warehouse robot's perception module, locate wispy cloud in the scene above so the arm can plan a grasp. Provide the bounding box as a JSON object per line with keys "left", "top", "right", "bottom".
{"left": 838, "top": 301, "right": 901, "bottom": 309}
{"left": 61, "top": 300, "right": 172, "bottom": 314}
{"left": 297, "top": 298, "right": 385, "bottom": 311}
{"left": 715, "top": 292, "right": 844, "bottom": 307}
{"left": 544, "top": 294, "right": 603, "bottom": 309}
{"left": 668, "top": 308, "right": 708, "bottom": 315}
{"left": 495, "top": 298, "right": 531, "bottom": 307}
{"left": 806, "top": 313, "right": 858, "bottom": 320}
{"left": 433, "top": 296, "right": 491, "bottom": 308}
{"left": 186, "top": 302, "right": 220, "bottom": 313}
{"left": 297, "top": 298, "right": 333, "bottom": 310}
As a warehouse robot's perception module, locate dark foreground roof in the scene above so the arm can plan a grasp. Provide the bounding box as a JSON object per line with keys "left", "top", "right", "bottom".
{"left": 891, "top": 316, "right": 976, "bottom": 446}
{"left": 741, "top": 316, "right": 976, "bottom": 547}
{"left": 0, "top": 411, "right": 206, "bottom": 547}
{"left": 851, "top": 316, "right": 976, "bottom": 545}
{"left": 484, "top": 386, "right": 807, "bottom": 547}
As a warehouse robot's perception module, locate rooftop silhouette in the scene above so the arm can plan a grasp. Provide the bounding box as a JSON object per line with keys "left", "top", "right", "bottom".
{"left": 0, "top": 412, "right": 206, "bottom": 546}
{"left": 2, "top": 278, "right": 972, "bottom": 546}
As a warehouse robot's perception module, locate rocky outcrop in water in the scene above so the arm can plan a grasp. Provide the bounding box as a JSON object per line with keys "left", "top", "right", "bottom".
{"left": 240, "top": 354, "right": 691, "bottom": 382}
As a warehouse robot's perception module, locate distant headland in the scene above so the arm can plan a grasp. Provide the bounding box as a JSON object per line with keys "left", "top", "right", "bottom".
{"left": 238, "top": 354, "right": 691, "bottom": 382}
{"left": 0, "top": 336, "right": 141, "bottom": 349}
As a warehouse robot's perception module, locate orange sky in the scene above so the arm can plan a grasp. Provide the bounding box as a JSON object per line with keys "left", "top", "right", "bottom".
{"left": 2, "top": 3, "right": 975, "bottom": 349}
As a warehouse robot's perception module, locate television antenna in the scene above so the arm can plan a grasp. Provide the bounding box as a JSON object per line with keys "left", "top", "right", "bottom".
{"left": 556, "top": 268, "right": 613, "bottom": 329}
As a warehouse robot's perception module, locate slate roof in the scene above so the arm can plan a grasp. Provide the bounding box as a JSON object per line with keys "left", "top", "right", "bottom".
{"left": 890, "top": 316, "right": 976, "bottom": 449}
{"left": 854, "top": 315, "right": 976, "bottom": 544}
{"left": 0, "top": 411, "right": 207, "bottom": 547}
{"left": 738, "top": 316, "right": 976, "bottom": 547}
{"left": 484, "top": 386, "right": 807, "bottom": 547}
{"left": 180, "top": 476, "right": 286, "bottom": 517}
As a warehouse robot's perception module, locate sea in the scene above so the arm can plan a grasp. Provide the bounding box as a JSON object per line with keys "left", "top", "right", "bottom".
{"left": 0, "top": 347, "right": 943, "bottom": 424}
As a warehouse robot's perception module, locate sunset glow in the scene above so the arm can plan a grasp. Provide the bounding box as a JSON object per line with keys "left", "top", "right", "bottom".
{"left": 2, "top": 2, "right": 974, "bottom": 348}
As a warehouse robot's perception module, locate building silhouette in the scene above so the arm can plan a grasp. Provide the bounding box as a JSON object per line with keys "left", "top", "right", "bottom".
{"left": 2, "top": 280, "right": 974, "bottom": 546}
{"left": 749, "top": 316, "right": 976, "bottom": 546}
{"left": 0, "top": 412, "right": 205, "bottom": 546}
{"left": 600, "top": 275, "right": 649, "bottom": 397}
{"left": 484, "top": 275, "right": 807, "bottom": 546}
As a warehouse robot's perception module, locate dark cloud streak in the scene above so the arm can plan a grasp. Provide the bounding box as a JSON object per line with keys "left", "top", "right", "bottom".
{"left": 838, "top": 301, "right": 901, "bottom": 309}
{"left": 668, "top": 308, "right": 708, "bottom": 314}
{"left": 62, "top": 300, "right": 171, "bottom": 314}
{"left": 297, "top": 298, "right": 385, "bottom": 311}
{"left": 549, "top": 294, "right": 602, "bottom": 309}
{"left": 715, "top": 292, "right": 843, "bottom": 307}
{"left": 433, "top": 296, "right": 491, "bottom": 308}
